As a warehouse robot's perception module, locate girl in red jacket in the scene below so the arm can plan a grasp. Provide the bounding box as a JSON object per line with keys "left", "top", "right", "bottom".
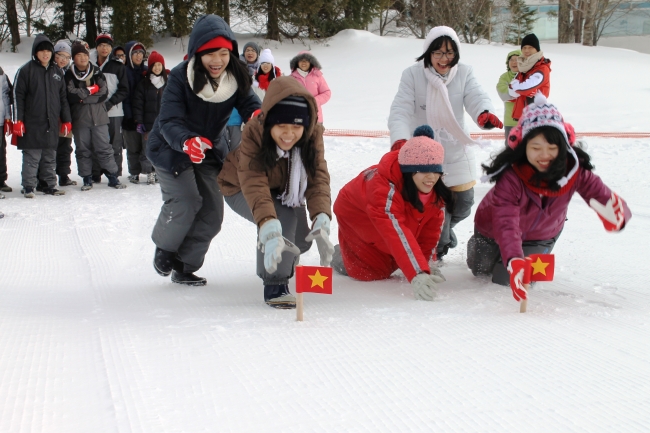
{"left": 253, "top": 48, "right": 281, "bottom": 98}
{"left": 509, "top": 34, "right": 551, "bottom": 121}
{"left": 332, "top": 126, "right": 453, "bottom": 301}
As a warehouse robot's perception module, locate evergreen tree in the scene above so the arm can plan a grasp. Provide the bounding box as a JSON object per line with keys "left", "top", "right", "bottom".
{"left": 111, "top": 0, "right": 154, "bottom": 47}
{"left": 505, "top": 0, "right": 536, "bottom": 45}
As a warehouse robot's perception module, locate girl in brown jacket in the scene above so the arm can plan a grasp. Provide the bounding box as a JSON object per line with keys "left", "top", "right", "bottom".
{"left": 218, "top": 76, "right": 332, "bottom": 308}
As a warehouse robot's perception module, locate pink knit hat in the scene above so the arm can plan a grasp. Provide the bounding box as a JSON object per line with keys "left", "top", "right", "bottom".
{"left": 398, "top": 125, "right": 445, "bottom": 173}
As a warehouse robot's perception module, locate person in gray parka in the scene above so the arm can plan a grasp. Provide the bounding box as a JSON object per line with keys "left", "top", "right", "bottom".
{"left": 65, "top": 41, "right": 126, "bottom": 191}
{"left": 146, "top": 14, "right": 261, "bottom": 286}
{"left": 12, "top": 34, "right": 72, "bottom": 198}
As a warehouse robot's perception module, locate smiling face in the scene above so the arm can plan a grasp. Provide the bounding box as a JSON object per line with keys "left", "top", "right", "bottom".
{"left": 298, "top": 59, "right": 311, "bottom": 72}
{"left": 201, "top": 48, "right": 230, "bottom": 78}
{"left": 55, "top": 52, "right": 70, "bottom": 69}
{"left": 526, "top": 133, "right": 559, "bottom": 172}
{"left": 151, "top": 62, "right": 163, "bottom": 75}
{"left": 74, "top": 52, "right": 89, "bottom": 70}
{"left": 412, "top": 172, "right": 441, "bottom": 194}
{"left": 260, "top": 62, "right": 272, "bottom": 74}
{"left": 244, "top": 47, "right": 257, "bottom": 63}
{"left": 36, "top": 50, "right": 52, "bottom": 66}
{"left": 96, "top": 43, "right": 112, "bottom": 61}
{"left": 271, "top": 124, "right": 305, "bottom": 151}
{"left": 521, "top": 45, "right": 538, "bottom": 58}
{"left": 508, "top": 55, "right": 519, "bottom": 72}
{"left": 131, "top": 50, "right": 144, "bottom": 66}
{"left": 430, "top": 40, "right": 455, "bottom": 75}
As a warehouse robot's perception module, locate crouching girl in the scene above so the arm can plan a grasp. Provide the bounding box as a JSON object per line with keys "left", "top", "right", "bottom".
{"left": 467, "top": 94, "right": 631, "bottom": 301}
{"left": 331, "top": 126, "right": 453, "bottom": 301}
{"left": 217, "top": 76, "right": 333, "bottom": 309}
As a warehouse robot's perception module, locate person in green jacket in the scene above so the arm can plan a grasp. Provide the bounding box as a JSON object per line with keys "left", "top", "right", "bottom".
{"left": 496, "top": 49, "right": 521, "bottom": 145}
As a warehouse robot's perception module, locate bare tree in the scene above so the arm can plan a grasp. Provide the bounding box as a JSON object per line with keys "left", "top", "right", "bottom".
{"left": 6, "top": 0, "right": 21, "bottom": 50}
{"left": 17, "top": 0, "right": 49, "bottom": 37}
{"left": 558, "top": 0, "right": 572, "bottom": 42}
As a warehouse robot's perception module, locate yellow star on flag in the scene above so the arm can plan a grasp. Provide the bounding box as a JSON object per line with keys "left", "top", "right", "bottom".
{"left": 531, "top": 257, "right": 550, "bottom": 276}
{"left": 308, "top": 269, "right": 329, "bottom": 288}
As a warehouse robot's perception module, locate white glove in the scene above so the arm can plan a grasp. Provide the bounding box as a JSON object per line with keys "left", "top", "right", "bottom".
{"left": 259, "top": 219, "right": 284, "bottom": 274}
{"left": 410, "top": 273, "right": 443, "bottom": 301}
{"left": 305, "top": 213, "right": 334, "bottom": 266}
{"left": 430, "top": 264, "right": 446, "bottom": 282}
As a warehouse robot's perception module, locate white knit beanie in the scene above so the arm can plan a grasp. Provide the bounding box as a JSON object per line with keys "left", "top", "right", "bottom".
{"left": 423, "top": 26, "right": 462, "bottom": 54}
{"left": 259, "top": 48, "right": 275, "bottom": 66}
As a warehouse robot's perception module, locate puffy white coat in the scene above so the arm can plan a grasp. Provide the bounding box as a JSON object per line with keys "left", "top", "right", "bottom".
{"left": 388, "top": 62, "right": 494, "bottom": 187}
{"left": 0, "top": 73, "right": 10, "bottom": 121}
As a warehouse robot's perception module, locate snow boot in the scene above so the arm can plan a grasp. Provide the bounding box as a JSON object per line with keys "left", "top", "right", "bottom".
{"left": 35, "top": 180, "right": 47, "bottom": 192}
{"left": 171, "top": 269, "right": 207, "bottom": 286}
{"left": 153, "top": 247, "right": 177, "bottom": 276}
{"left": 0, "top": 182, "right": 11, "bottom": 192}
{"left": 23, "top": 186, "right": 35, "bottom": 198}
{"left": 146, "top": 173, "right": 156, "bottom": 185}
{"left": 92, "top": 174, "right": 102, "bottom": 183}
{"left": 42, "top": 187, "right": 65, "bottom": 196}
{"left": 107, "top": 173, "right": 127, "bottom": 189}
{"left": 264, "top": 284, "right": 296, "bottom": 309}
{"left": 59, "top": 175, "right": 77, "bottom": 186}
{"left": 81, "top": 176, "right": 93, "bottom": 191}
{"left": 128, "top": 175, "right": 139, "bottom": 184}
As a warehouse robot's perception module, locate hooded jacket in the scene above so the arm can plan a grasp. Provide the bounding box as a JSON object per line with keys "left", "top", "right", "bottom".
{"left": 122, "top": 40, "right": 148, "bottom": 129}
{"left": 65, "top": 63, "right": 109, "bottom": 129}
{"left": 13, "top": 34, "right": 71, "bottom": 150}
{"left": 145, "top": 14, "right": 260, "bottom": 176}
{"left": 132, "top": 73, "right": 166, "bottom": 130}
{"left": 217, "top": 76, "right": 331, "bottom": 225}
{"left": 289, "top": 52, "right": 330, "bottom": 123}
{"left": 333, "top": 150, "right": 445, "bottom": 282}
{"left": 474, "top": 167, "right": 632, "bottom": 266}
{"left": 496, "top": 49, "right": 521, "bottom": 128}
{"left": 91, "top": 46, "right": 129, "bottom": 117}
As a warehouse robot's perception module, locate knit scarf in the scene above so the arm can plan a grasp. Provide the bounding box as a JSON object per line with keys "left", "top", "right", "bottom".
{"left": 512, "top": 162, "right": 577, "bottom": 197}
{"left": 186, "top": 57, "right": 238, "bottom": 103}
{"left": 276, "top": 146, "right": 308, "bottom": 207}
{"left": 516, "top": 51, "right": 544, "bottom": 74}
{"left": 72, "top": 65, "right": 93, "bottom": 85}
{"left": 150, "top": 74, "right": 165, "bottom": 89}
{"left": 423, "top": 66, "right": 490, "bottom": 149}
{"left": 297, "top": 68, "right": 309, "bottom": 78}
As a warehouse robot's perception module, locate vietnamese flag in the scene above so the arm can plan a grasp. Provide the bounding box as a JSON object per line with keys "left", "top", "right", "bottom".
{"left": 296, "top": 265, "right": 333, "bottom": 294}
{"left": 528, "top": 254, "right": 555, "bottom": 281}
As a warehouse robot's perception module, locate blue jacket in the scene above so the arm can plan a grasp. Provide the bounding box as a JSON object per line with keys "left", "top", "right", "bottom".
{"left": 145, "top": 14, "right": 261, "bottom": 176}
{"left": 122, "top": 40, "right": 147, "bottom": 129}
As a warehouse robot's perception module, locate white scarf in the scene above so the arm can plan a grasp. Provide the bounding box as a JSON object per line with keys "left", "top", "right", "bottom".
{"left": 150, "top": 74, "right": 165, "bottom": 89}
{"left": 423, "top": 66, "right": 490, "bottom": 149}
{"left": 297, "top": 69, "right": 309, "bottom": 78}
{"left": 276, "top": 146, "right": 308, "bottom": 208}
{"left": 186, "top": 57, "right": 238, "bottom": 103}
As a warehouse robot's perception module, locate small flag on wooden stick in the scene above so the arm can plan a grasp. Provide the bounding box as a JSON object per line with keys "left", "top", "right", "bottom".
{"left": 520, "top": 253, "right": 555, "bottom": 313}
{"left": 295, "top": 265, "right": 333, "bottom": 321}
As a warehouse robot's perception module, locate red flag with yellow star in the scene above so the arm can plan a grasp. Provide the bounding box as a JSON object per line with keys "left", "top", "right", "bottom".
{"left": 296, "top": 265, "right": 333, "bottom": 294}
{"left": 528, "top": 254, "right": 555, "bottom": 281}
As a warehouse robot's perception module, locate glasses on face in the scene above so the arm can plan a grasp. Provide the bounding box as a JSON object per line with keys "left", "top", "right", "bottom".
{"left": 55, "top": 53, "right": 71, "bottom": 61}
{"left": 115, "top": 53, "right": 126, "bottom": 59}
{"left": 432, "top": 50, "right": 455, "bottom": 59}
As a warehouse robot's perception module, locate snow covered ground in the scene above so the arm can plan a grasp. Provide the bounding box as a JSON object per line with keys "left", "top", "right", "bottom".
{"left": 1, "top": 31, "right": 649, "bottom": 432}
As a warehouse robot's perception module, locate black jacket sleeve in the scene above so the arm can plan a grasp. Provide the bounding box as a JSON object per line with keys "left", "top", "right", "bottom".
{"left": 132, "top": 79, "right": 146, "bottom": 125}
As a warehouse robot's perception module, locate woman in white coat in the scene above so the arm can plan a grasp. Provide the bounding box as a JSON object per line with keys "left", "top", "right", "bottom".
{"left": 388, "top": 26, "right": 503, "bottom": 259}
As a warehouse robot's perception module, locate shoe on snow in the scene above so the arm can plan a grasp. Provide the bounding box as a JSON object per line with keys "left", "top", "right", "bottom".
{"left": 146, "top": 173, "right": 156, "bottom": 185}
{"left": 42, "top": 187, "right": 65, "bottom": 196}
{"left": 81, "top": 175, "right": 93, "bottom": 191}
{"left": 59, "top": 175, "right": 77, "bottom": 186}
{"left": 128, "top": 175, "right": 140, "bottom": 184}
{"left": 23, "top": 186, "right": 35, "bottom": 198}
{"left": 107, "top": 174, "right": 127, "bottom": 189}
{"left": 153, "top": 247, "right": 176, "bottom": 276}
{"left": 264, "top": 284, "right": 296, "bottom": 309}
{"left": 35, "top": 182, "right": 47, "bottom": 192}
{"left": 0, "top": 182, "right": 12, "bottom": 192}
{"left": 171, "top": 270, "right": 207, "bottom": 286}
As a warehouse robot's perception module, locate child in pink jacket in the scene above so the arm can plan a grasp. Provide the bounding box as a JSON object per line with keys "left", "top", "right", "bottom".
{"left": 289, "top": 51, "right": 331, "bottom": 124}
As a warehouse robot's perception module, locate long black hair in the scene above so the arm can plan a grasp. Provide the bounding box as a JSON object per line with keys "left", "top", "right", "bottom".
{"left": 192, "top": 50, "right": 252, "bottom": 97}
{"left": 402, "top": 172, "right": 454, "bottom": 214}
{"left": 252, "top": 123, "right": 317, "bottom": 178}
{"left": 416, "top": 36, "right": 460, "bottom": 69}
{"left": 483, "top": 126, "right": 594, "bottom": 190}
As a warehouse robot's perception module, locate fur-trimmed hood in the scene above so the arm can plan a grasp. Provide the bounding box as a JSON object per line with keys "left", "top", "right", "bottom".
{"left": 289, "top": 51, "right": 322, "bottom": 72}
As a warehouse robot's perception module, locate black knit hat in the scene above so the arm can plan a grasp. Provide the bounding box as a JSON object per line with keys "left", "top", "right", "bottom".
{"left": 71, "top": 41, "right": 90, "bottom": 58}
{"left": 521, "top": 34, "right": 540, "bottom": 52}
{"left": 266, "top": 96, "right": 311, "bottom": 126}
{"left": 34, "top": 41, "right": 54, "bottom": 53}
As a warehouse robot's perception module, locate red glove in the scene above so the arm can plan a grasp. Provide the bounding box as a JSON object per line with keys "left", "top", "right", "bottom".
{"left": 60, "top": 122, "right": 72, "bottom": 136}
{"left": 4, "top": 119, "right": 12, "bottom": 136}
{"left": 12, "top": 120, "right": 25, "bottom": 137}
{"left": 589, "top": 192, "right": 625, "bottom": 232}
{"left": 391, "top": 139, "right": 407, "bottom": 151}
{"left": 183, "top": 137, "right": 213, "bottom": 164}
{"left": 248, "top": 109, "right": 262, "bottom": 121}
{"left": 87, "top": 84, "right": 100, "bottom": 95}
{"left": 507, "top": 258, "right": 528, "bottom": 302}
{"left": 477, "top": 111, "right": 503, "bottom": 129}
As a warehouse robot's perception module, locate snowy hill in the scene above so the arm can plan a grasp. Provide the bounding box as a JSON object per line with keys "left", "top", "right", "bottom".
{"left": 0, "top": 31, "right": 649, "bottom": 432}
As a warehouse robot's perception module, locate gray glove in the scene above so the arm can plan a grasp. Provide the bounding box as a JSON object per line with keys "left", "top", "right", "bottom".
{"left": 430, "top": 264, "right": 446, "bottom": 282}
{"left": 410, "top": 273, "right": 444, "bottom": 301}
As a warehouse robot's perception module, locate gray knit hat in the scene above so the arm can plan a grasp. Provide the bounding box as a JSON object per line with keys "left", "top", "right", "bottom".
{"left": 54, "top": 40, "right": 71, "bottom": 55}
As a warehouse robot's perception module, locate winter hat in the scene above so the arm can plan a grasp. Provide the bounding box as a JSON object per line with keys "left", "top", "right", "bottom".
{"left": 71, "top": 41, "right": 90, "bottom": 58}
{"left": 197, "top": 36, "right": 233, "bottom": 54}
{"left": 95, "top": 33, "right": 114, "bottom": 46}
{"left": 54, "top": 40, "right": 71, "bottom": 55}
{"left": 147, "top": 51, "right": 165, "bottom": 69}
{"left": 259, "top": 48, "right": 274, "bottom": 66}
{"left": 506, "top": 49, "right": 521, "bottom": 70}
{"left": 521, "top": 34, "right": 541, "bottom": 52}
{"left": 266, "top": 96, "right": 311, "bottom": 126}
{"left": 398, "top": 125, "right": 445, "bottom": 173}
{"left": 423, "top": 26, "right": 461, "bottom": 54}
{"left": 35, "top": 40, "right": 54, "bottom": 53}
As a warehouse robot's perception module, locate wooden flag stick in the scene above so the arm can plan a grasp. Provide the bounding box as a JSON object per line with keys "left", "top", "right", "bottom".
{"left": 296, "top": 293, "right": 304, "bottom": 321}
{"left": 520, "top": 257, "right": 533, "bottom": 313}
{"left": 520, "top": 284, "right": 529, "bottom": 313}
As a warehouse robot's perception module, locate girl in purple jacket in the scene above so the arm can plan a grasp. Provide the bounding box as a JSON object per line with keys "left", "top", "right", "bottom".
{"left": 467, "top": 93, "right": 631, "bottom": 300}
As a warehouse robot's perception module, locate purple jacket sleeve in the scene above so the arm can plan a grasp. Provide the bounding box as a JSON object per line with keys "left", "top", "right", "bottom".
{"left": 575, "top": 169, "right": 632, "bottom": 228}
{"left": 490, "top": 174, "right": 526, "bottom": 265}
